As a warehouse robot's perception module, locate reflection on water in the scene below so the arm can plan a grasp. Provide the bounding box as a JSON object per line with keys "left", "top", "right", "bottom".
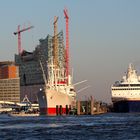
{"left": 0, "top": 113, "right": 140, "bottom": 140}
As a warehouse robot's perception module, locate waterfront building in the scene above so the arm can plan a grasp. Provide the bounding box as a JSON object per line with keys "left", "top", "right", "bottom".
{"left": 0, "top": 61, "right": 20, "bottom": 102}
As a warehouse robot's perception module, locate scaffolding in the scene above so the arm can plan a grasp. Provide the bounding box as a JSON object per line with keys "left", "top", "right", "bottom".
{"left": 58, "top": 31, "right": 65, "bottom": 69}
{"left": 47, "top": 31, "right": 65, "bottom": 69}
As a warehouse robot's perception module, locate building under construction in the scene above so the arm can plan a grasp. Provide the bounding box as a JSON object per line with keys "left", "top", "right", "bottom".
{"left": 15, "top": 30, "right": 65, "bottom": 103}
{"left": 0, "top": 61, "right": 20, "bottom": 102}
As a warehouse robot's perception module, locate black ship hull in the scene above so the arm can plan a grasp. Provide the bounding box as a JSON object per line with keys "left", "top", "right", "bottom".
{"left": 113, "top": 100, "right": 140, "bottom": 113}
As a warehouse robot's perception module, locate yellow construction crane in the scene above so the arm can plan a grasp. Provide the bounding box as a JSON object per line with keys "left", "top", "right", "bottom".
{"left": 53, "top": 16, "right": 59, "bottom": 68}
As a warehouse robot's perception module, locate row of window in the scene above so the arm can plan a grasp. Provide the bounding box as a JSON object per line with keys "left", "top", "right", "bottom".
{"left": 112, "top": 88, "right": 140, "bottom": 90}
{"left": 0, "top": 79, "right": 19, "bottom": 83}
{"left": 0, "top": 87, "right": 19, "bottom": 89}
{"left": 0, "top": 95, "right": 19, "bottom": 98}
{"left": 0, "top": 92, "right": 19, "bottom": 94}
{"left": 0, "top": 98, "right": 19, "bottom": 101}
{"left": 113, "top": 84, "right": 140, "bottom": 87}
{"left": 0, "top": 84, "right": 19, "bottom": 86}
{"left": 112, "top": 93, "right": 140, "bottom": 96}
{"left": 0, "top": 88, "right": 19, "bottom": 90}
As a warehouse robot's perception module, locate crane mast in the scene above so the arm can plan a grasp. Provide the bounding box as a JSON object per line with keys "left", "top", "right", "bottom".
{"left": 14, "top": 25, "right": 34, "bottom": 55}
{"left": 64, "top": 8, "right": 69, "bottom": 83}
{"left": 53, "top": 16, "right": 59, "bottom": 68}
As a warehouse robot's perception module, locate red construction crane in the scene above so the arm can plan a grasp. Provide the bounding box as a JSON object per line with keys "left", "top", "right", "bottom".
{"left": 14, "top": 25, "right": 34, "bottom": 55}
{"left": 64, "top": 8, "right": 69, "bottom": 82}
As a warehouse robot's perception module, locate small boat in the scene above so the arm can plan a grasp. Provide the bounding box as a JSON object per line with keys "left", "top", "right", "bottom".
{"left": 8, "top": 111, "right": 39, "bottom": 117}
{"left": 8, "top": 95, "right": 40, "bottom": 117}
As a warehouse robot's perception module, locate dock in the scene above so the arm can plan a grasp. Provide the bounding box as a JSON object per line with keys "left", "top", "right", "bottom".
{"left": 76, "top": 96, "right": 108, "bottom": 115}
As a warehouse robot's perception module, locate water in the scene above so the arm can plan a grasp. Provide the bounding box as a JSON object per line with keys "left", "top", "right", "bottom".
{"left": 0, "top": 113, "right": 140, "bottom": 140}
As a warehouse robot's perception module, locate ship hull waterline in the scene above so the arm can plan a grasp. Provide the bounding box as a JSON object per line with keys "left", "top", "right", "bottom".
{"left": 37, "top": 89, "right": 75, "bottom": 116}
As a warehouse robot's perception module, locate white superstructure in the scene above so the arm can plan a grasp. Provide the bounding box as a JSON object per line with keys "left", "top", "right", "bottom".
{"left": 111, "top": 64, "right": 140, "bottom": 101}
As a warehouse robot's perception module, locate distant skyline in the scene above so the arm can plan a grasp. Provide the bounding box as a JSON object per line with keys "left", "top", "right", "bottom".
{"left": 1, "top": 0, "right": 140, "bottom": 103}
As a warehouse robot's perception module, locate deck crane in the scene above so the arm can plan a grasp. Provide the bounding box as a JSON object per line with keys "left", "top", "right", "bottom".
{"left": 63, "top": 8, "right": 69, "bottom": 84}
{"left": 53, "top": 16, "right": 59, "bottom": 68}
{"left": 14, "top": 25, "right": 34, "bottom": 55}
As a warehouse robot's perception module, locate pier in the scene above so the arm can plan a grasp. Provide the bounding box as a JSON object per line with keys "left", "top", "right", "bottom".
{"left": 76, "top": 96, "right": 108, "bottom": 115}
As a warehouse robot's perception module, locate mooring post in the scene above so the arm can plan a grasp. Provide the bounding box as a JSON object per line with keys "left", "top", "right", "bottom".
{"left": 90, "top": 96, "right": 94, "bottom": 115}
{"left": 86, "top": 101, "right": 89, "bottom": 115}
{"left": 77, "top": 100, "right": 80, "bottom": 115}
{"left": 97, "top": 102, "right": 100, "bottom": 113}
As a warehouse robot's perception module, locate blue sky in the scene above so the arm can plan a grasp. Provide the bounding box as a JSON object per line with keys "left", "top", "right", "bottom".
{"left": 0, "top": 0, "right": 140, "bottom": 103}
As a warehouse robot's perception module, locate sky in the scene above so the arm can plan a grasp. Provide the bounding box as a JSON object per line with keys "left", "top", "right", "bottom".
{"left": 0, "top": 0, "right": 140, "bottom": 103}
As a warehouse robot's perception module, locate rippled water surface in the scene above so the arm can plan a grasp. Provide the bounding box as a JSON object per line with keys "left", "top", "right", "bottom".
{"left": 0, "top": 113, "right": 140, "bottom": 140}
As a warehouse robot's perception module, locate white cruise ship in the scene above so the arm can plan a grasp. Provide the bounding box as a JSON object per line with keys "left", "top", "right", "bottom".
{"left": 111, "top": 63, "right": 140, "bottom": 112}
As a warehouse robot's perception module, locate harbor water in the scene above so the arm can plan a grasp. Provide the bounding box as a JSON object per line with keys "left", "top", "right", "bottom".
{"left": 0, "top": 113, "right": 140, "bottom": 140}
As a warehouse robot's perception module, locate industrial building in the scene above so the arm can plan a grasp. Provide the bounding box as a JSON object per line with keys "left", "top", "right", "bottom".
{"left": 0, "top": 61, "right": 20, "bottom": 102}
